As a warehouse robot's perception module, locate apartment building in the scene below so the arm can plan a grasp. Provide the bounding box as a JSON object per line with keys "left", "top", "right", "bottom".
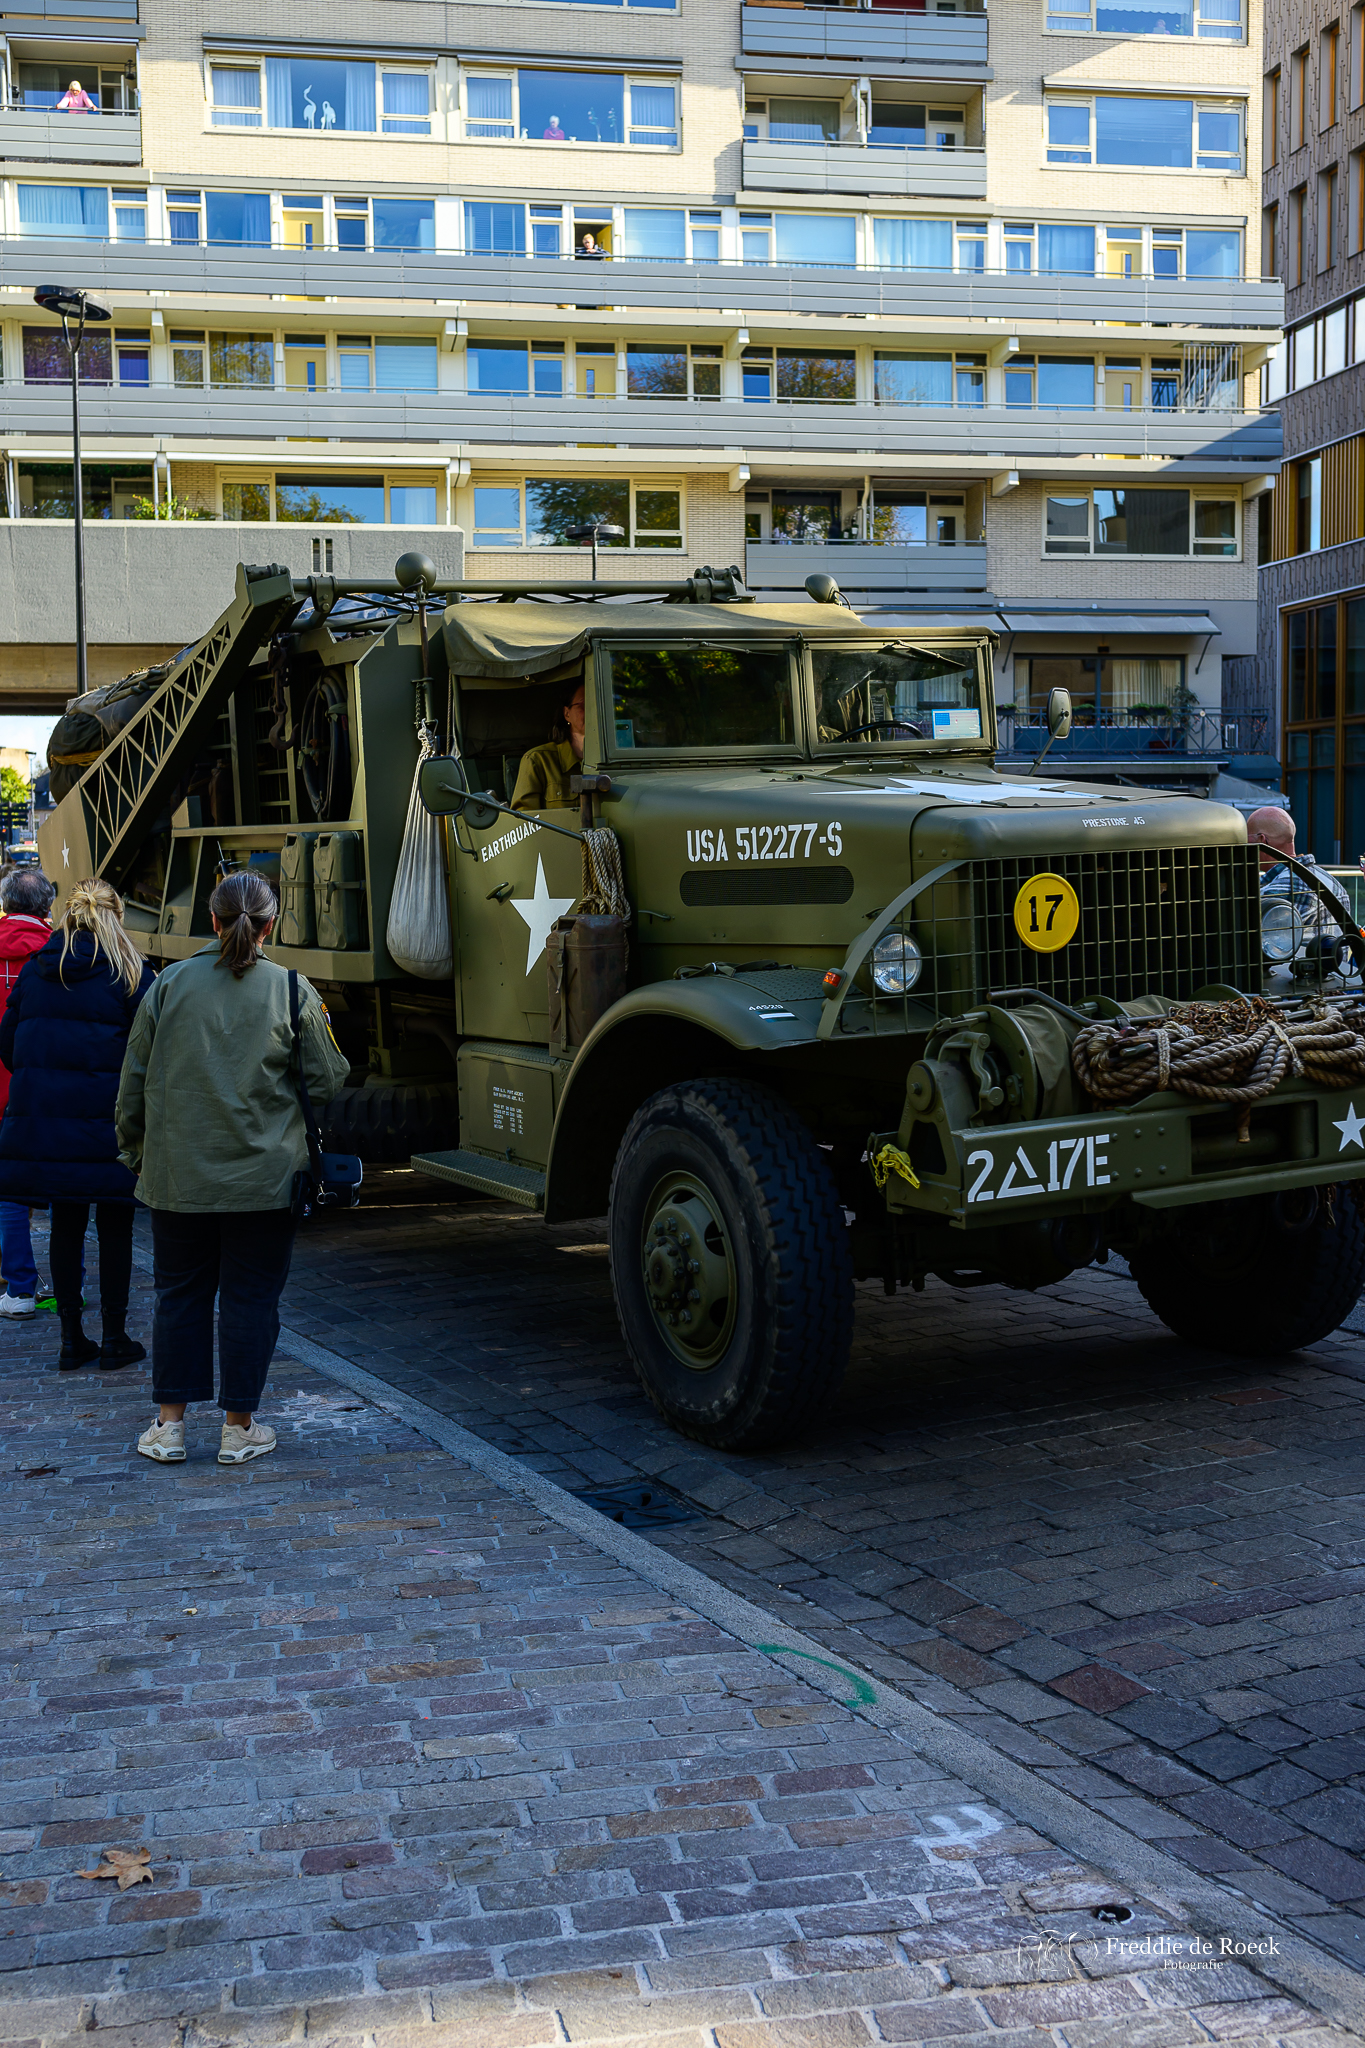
{"left": 0, "top": 0, "right": 1279, "bottom": 776}
{"left": 1255, "top": 2, "right": 1365, "bottom": 860}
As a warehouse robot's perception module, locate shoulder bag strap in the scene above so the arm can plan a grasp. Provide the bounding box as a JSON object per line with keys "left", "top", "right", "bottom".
{"left": 288, "top": 968, "right": 326, "bottom": 1176}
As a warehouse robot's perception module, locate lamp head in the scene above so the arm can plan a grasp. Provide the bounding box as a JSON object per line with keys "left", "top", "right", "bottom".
{"left": 33, "top": 286, "right": 110, "bottom": 322}
{"left": 566, "top": 521, "right": 625, "bottom": 544}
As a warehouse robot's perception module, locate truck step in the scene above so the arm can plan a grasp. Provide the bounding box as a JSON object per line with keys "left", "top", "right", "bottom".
{"left": 409, "top": 1148, "right": 546, "bottom": 1210}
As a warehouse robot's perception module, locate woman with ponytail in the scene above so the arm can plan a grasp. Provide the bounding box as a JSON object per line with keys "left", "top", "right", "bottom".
{"left": 0, "top": 877, "right": 155, "bottom": 1368}
{"left": 116, "top": 870, "right": 348, "bottom": 1466}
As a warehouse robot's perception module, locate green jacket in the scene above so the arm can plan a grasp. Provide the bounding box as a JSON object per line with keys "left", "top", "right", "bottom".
{"left": 116, "top": 947, "right": 351, "bottom": 1213}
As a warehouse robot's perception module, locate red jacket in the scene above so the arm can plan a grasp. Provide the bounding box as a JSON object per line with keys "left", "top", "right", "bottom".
{"left": 0, "top": 916, "right": 51, "bottom": 1116}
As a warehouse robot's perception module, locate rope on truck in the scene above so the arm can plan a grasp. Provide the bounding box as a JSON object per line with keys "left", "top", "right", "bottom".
{"left": 1072, "top": 994, "right": 1365, "bottom": 1111}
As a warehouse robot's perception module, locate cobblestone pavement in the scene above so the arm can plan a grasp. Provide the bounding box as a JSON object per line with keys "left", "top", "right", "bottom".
{"left": 8, "top": 1291, "right": 1359, "bottom": 2048}
{"left": 260, "top": 1197, "right": 1365, "bottom": 1979}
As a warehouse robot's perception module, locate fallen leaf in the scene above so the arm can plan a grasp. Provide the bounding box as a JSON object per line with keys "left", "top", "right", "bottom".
{"left": 21, "top": 1467, "right": 59, "bottom": 1479}
{"left": 183, "top": 1608, "right": 198, "bottom": 1616}
{"left": 77, "top": 1847, "right": 152, "bottom": 1891}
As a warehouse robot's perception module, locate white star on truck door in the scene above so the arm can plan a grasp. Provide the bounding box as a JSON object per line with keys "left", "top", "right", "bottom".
{"left": 510, "top": 855, "right": 575, "bottom": 978}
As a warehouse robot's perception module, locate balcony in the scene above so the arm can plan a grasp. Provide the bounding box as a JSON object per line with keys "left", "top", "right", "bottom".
{"left": 2, "top": 382, "right": 1283, "bottom": 471}
{"left": 999, "top": 706, "right": 1273, "bottom": 759}
{"left": 743, "top": 136, "right": 986, "bottom": 200}
{"left": 0, "top": 238, "right": 1283, "bottom": 331}
{"left": 741, "top": 1, "right": 989, "bottom": 72}
{"left": 0, "top": 106, "right": 141, "bottom": 165}
{"left": 747, "top": 539, "right": 988, "bottom": 593}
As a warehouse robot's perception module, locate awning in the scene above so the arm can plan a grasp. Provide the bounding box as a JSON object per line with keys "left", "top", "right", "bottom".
{"left": 863, "top": 611, "right": 1002, "bottom": 634}
{"left": 999, "top": 612, "right": 1222, "bottom": 638}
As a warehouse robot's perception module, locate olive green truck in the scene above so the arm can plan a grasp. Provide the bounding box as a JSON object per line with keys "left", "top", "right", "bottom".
{"left": 39, "top": 558, "right": 1365, "bottom": 1448}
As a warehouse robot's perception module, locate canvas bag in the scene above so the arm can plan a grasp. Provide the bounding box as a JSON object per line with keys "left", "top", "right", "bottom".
{"left": 386, "top": 719, "right": 453, "bottom": 979}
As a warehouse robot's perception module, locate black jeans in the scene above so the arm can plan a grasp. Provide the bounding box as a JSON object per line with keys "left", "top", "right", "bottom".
{"left": 50, "top": 1201, "right": 133, "bottom": 1322}
{"left": 150, "top": 1209, "right": 298, "bottom": 1414}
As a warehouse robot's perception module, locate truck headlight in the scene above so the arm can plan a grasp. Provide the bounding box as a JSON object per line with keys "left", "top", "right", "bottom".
{"left": 872, "top": 930, "right": 923, "bottom": 994}
{"left": 1261, "top": 898, "right": 1305, "bottom": 964}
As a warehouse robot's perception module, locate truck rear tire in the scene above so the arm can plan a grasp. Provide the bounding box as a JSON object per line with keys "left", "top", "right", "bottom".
{"left": 1129, "top": 1186, "right": 1365, "bottom": 1355}
{"left": 608, "top": 1078, "right": 853, "bottom": 1450}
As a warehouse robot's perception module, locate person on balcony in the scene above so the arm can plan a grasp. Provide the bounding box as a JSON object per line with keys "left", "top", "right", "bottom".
{"left": 543, "top": 114, "right": 567, "bottom": 142}
{"left": 57, "top": 80, "right": 97, "bottom": 112}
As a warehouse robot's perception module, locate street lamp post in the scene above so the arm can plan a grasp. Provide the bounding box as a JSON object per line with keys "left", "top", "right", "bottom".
{"left": 565, "top": 519, "right": 625, "bottom": 582}
{"left": 33, "top": 285, "right": 111, "bottom": 700}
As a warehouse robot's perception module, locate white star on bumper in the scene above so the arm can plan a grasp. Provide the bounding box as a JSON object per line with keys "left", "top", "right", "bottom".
{"left": 1333, "top": 1101, "right": 1365, "bottom": 1152}
{"left": 510, "top": 854, "right": 576, "bottom": 979}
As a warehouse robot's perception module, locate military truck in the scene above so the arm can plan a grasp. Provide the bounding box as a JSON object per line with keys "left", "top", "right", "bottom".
{"left": 39, "top": 557, "right": 1365, "bottom": 1449}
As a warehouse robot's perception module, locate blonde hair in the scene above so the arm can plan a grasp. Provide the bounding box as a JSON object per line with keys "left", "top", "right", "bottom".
{"left": 60, "top": 878, "right": 144, "bottom": 998}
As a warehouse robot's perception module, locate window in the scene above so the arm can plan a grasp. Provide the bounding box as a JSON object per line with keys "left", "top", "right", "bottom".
{"left": 8, "top": 463, "right": 151, "bottom": 519}
{"left": 1297, "top": 456, "right": 1322, "bottom": 551}
{"left": 277, "top": 473, "right": 385, "bottom": 522}
{"left": 956, "top": 220, "right": 986, "bottom": 269}
{"left": 167, "top": 189, "right": 200, "bottom": 243}
{"left": 1047, "top": 0, "right": 1243, "bottom": 34}
{"left": 626, "top": 344, "right": 722, "bottom": 397}
{"left": 874, "top": 352, "right": 984, "bottom": 406}
{"left": 813, "top": 646, "right": 981, "bottom": 749}
{"left": 1355, "top": 4, "right": 1365, "bottom": 107}
{"left": 390, "top": 481, "right": 438, "bottom": 523}
{"left": 1291, "top": 185, "right": 1308, "bottom": 282}
{"left": 206, "top": 191, "right": 270, "bottom": 245}
{"left": 873, "top": 218, "right": 951, "bottom": 270}
{"left": 622, "top": 209, "right": 684, "bottom": 261}
{"left": 1042, "top": 356, "right": 1096, "bottom": 406}
{"left": 465, "top": 201, "right": 526, "bottom": 257}
{"left": 1000, "top": 221, "right": 1095, "bottom": 272}
{"left": 608, "top": 646, "right": 795, "bottom": 754}
{"left": 689, "top": 210, "right": 721, "bottom": 263}
{"left": 211, "top": 65, "right": 261, "bottom": 128}
{"left": 264, "top": 57, "right": 381, "bottom": 133}
{"left": 16, "top": 184, "right": 109, "bottom": 238}
{"left": 1263, "top": 203, "right": 1279, "bottom": 277}
{"left": 468, "top": 340, "right": 564, "bottom": 394}
{"left": 1047, "top": 95, "right": 1243, "bottom": 173}
{"left": 1321, "top": 166, "right": 1339, "bottom": 269}
{"left": 1293, "top": 320, "right": 1316, "bottom": 387}
{"left": 223, "top": 478, "right": 270, "bottom": 520}
{"left": 211, "top": 335, "right": 274, "bottom": 388}
{"left": 336, "top": 199, "right": 369, "bottom": 250}
{"left": 471, "top": 479, "right": 683, "bottom": 549}
{"left": 1043, "top": 488, "right": 1237, "bottom": 555}
{"left": 767, "top": 97, "right": 840, "bottom": 143}
{"left": 1324, "top": 306, "right": 1347, "bottom": 374}
{"left": 171, "top": 331, "right": 204, "bottom": 385}
{"left": 1322, "top": 23, "right": 1340, "bottom": 128}
{"left": 115, "top": 330, "right": 149, "bottom": 386}
{"left": 1265, "top": 69, "right": 1279, "bottom": 165}
{"left": 23, "top": 325, "right": 108, "bottom": 383}
{"left": 462, "top": 70, "right": 677, "bottom": 148}
{"left": 374, "top": 198, "right": 434, "bottom": 249}
{"left": 1292, "top": 46, "right": 1308, "bottom": 149}
{"left": 338, "top": 336, "right": 372, "bottom": 390}
{"left": 867, "top": 103, "right": 966, "bottom": 150}
{"left": 778, "top": 214, "right": 856, "bottom": 267}
{"left": 741, "top": 212, "right": 770, "bottom": 263}
{"left": 382, "top": 71, "right": 430, "bottom": 135}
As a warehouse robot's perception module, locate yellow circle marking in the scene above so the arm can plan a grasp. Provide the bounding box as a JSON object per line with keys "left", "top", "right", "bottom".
{"left": 1013, "top": 872, "right": 1080, "bottom": 954}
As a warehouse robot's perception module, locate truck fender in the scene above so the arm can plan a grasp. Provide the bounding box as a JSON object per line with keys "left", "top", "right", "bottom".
{"left": 542, "top": 978, "right": 819, "bottom": 1224}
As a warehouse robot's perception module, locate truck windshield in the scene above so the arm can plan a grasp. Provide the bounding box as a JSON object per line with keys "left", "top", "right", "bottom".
{"left": 609, "top": 645, "right": 796, "bottom": 752}
{"left": 813, "top": 645, "right": 983, "bottom": 748}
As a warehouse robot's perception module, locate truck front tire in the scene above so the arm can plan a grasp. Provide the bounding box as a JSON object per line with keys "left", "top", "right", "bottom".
{"left": 608, "top": 1078, "right": 853, "bottom": 1450}
{"left": 1129, "top": 1186, "right": 1365, "bottom": 1355}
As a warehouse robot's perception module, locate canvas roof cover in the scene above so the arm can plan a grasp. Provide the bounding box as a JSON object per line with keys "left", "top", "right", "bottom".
{"left": 440, "top": 600, "right": 990, "bottom": 682}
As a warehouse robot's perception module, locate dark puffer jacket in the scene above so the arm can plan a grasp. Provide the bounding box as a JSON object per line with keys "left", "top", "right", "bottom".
{"left": 0, "top": 930, "right": 155, "bottom": 1203}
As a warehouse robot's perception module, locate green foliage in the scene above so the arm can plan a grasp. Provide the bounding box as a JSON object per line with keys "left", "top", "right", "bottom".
{"left": 0, "top": 765, "right": 30, "bottom": 805}
{"left": 126, "top": 494, "right": 214, "bottom": 521}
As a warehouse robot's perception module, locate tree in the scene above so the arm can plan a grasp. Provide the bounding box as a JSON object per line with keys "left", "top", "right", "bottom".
{"left": 0, "top": 765, "right": 30, "bottom": 805}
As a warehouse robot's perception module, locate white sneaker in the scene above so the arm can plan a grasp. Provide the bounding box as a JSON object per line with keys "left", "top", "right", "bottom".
{"left": 219, "top": 1420, "right": 276, "bottom": 1465}
{"left": 0, "top": 1292, "right": 36, "bottom": 1318}
{"left": 137, "top": 1419, "right": 186, "bottom": 1462}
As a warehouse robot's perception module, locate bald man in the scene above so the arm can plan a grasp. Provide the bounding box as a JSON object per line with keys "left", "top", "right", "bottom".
{"left": 1247, "top": 804, "right": 1353, "bottom": 937}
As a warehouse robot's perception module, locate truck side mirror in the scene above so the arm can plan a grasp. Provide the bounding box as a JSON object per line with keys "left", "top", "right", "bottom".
{"left": 419, "top": 756, "right": 469, "bottom": 816}
{"left": 1046, "top": 687, "right": 1073, "bottom": 741}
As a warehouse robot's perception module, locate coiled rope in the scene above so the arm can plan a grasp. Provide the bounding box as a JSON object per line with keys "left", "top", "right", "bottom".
{"left": 578, "top": 825, "right": 630, "bottom": 923}
{"left": 1073, "top": 994, "right": 1365, "bottom": 1109}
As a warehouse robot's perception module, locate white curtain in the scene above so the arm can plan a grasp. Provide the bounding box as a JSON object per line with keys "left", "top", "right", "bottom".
{"left": 1109, "top": 657, "right": 1181, "bottom": 711}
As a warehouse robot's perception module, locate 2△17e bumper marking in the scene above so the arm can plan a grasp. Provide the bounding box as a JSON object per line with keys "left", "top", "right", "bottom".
{"left": 893, "top": 1090, "right": 1365, "bottom": 1222}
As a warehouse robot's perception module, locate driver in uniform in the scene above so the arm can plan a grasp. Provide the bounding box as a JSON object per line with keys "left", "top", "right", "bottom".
{"left": 511, "top": 683, "right": 586, "bottom": 811}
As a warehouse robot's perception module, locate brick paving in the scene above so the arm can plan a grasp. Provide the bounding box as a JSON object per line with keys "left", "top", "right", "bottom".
{"left": 266, "top": 1198, "right": 1365, "bottom": 1973}
{"left": 0, "top": 1253, "right": 1360, "bottom": 2047}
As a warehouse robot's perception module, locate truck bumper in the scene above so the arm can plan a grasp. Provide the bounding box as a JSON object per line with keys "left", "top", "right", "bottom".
{"left": 892, "top": 1081, "right": 1365, "bottom": 1223}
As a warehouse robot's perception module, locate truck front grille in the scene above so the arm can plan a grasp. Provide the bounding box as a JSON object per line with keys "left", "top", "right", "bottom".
{"left": 916, "top": 845, "right": 1262, "bottom": 1017}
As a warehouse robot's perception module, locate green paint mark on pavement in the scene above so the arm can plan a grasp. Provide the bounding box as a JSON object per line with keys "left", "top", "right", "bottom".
{"left": 756, "top": 1643, "right": 877, "bottom": 1705}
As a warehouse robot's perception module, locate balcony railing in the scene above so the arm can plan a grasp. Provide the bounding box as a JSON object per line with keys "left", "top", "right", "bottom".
{"left": 743, "top": 136, "right": 986, "bottom": 199}
{"left": 0, "top": 105, "right": 140, "bottom": 164}
{"left": 747, "top": 538, "right": 989, "bottom": 591}
{"left": 999, "top": 707, "right": 1272, "bottom": 757}
{"left": 0, "top": 237, "right": 1284, "bottom": 330}
{"left": 2, "top": 382, "right": 1283, "bottom": 467}
{"left": 741, "top": 1, "right": 988, "bottom": 67}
